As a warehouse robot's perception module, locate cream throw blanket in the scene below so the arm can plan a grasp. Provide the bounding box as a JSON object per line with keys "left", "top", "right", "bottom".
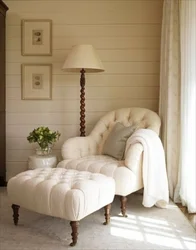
{"left": 125, "top": 129, "right": 169, "bottom": 208}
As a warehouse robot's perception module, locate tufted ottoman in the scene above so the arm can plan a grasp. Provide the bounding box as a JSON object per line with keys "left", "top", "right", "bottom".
{"left": 7, "top": 168, "right": 115, "bottom": 246}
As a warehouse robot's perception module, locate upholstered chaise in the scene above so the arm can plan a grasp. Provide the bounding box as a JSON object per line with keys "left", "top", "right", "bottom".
{"left": 57, "top": 108, "right": 161, "bottom": 216}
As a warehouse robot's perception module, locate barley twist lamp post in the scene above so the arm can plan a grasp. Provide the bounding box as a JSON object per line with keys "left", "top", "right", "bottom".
{"left": 62, "top": 45, "right": 104, "bottom": 136}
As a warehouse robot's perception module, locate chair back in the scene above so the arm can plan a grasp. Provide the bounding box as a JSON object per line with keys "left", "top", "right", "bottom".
{"left": 90, "top": 107, "right": 161, "bottom": 154}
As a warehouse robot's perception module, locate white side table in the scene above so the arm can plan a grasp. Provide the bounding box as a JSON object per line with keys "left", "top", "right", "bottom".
{"left": 28, "top": 154, "right": 57, "bottom": 170}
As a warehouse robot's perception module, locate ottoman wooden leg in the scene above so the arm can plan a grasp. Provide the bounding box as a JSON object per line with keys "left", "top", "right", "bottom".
{"left": 103, "top": 203, "right": 111, "bottom": 225}
{"left": 120, "top": 196, "right": 128, "bottom": 217}
{"left": 70, "top": 221, "right": 79, "bottom": 246}
{"left": 11, "top": 204, "right": 20, "bottom": 225}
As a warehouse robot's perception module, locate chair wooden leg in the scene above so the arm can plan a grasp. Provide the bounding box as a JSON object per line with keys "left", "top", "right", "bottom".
{"left": 70, "top": 221, "right": 79, "bottom": 246}
{"left": 120, "top": 196, "right": 128, "bottom": 217}
{"left": 103, "top": 203, "right": 111, "bottom": 225}
{"left": 11, "top": 204, "right": 20, "bottom": 225}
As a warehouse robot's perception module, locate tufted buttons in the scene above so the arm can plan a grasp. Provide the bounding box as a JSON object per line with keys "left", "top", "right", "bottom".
{"left": 9, "top": 168, "right": 114, "bottom": 190}
{"left": 57, "top": 155, "right": 124, "bottom": 178}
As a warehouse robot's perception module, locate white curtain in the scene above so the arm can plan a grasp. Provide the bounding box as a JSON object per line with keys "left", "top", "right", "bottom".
{"left": 159, "top": 0, "right": 196, "bottom": 213}
{"left": 174, "top": 0, "right": 196, "bottom": 213}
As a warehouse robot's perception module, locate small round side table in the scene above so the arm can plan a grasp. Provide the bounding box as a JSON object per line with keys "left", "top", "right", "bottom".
{"left": 28, "top": 154, "right": 57, "bottom": 170}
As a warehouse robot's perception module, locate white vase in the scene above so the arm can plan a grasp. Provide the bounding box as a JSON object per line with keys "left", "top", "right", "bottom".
{"left": 35, "top": 145, "right": 52, "bottom": 156}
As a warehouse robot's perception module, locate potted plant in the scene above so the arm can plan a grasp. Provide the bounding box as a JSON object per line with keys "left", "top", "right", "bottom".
{"left": 27, "top": 126, "right": 61, "bottom": 156}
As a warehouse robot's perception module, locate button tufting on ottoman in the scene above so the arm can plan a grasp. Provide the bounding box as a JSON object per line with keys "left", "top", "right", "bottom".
{"left": 7, "top": 168, "right": 115, "bottom": 246}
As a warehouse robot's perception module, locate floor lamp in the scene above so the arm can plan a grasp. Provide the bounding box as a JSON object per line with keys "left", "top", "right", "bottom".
{"left": 62, "top": 45, "right": 104, "bottom": 137}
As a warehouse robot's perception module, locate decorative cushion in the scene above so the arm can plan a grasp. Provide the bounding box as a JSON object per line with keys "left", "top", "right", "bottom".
{"left": 102, "top": 122, "right": 135, "bottom": 160}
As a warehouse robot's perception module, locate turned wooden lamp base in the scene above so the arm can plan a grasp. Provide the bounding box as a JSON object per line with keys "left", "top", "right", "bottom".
{"left": 80, "top": 68, "right": 86, "bottom": 137}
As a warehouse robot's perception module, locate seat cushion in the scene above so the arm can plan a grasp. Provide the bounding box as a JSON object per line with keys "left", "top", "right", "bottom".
{"left": 7, "top": 168, "right": 115, "bottom": 221}
{"left": 57, "top": 155, "right": 143, "bottom": 196}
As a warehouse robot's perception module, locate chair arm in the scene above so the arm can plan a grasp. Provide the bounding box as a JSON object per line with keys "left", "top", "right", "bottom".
{"left": 124, "top": 142, "right": 144, "bottom": 173}
{"left": 61, "top": 136, "right": 98, "bottom": 160}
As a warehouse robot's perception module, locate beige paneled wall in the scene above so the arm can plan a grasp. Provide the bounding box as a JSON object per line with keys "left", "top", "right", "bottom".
{"left": 5, "top": 0, "right": 163, "bottom": 180}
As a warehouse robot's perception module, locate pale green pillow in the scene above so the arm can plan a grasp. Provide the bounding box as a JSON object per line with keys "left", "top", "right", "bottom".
{"left": 102, "top": 122, "right": 135, "bottom": 160}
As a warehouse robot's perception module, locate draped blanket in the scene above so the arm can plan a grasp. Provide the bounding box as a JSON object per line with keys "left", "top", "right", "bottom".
{"left": 125, "top": 129, "right": 169, "bottom": 208}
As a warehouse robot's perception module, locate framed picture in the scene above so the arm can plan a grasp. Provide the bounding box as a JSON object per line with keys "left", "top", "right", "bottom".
{"left": 21, "top": 19, "right": 52, "bottom": 56}
{"left": 21, "top": 64, "right": 52, "bottom": 100}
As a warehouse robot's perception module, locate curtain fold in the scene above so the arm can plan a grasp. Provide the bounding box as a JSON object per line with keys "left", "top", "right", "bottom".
{"left": 159, "top": 0, "right": 181, "bottom": 199}
{"left": 159, "top": 0, "right": 196, "bottom": 213}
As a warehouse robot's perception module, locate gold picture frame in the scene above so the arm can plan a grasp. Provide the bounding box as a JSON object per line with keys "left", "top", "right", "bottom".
{"left": 21, "top": 64, "right": 52, "bottom": 100}
{"left": 21, "top": 19, "right": 52, "bottom": 56}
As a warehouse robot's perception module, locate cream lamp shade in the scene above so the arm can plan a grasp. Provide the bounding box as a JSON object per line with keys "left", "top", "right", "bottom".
{"left": 62, "top": 44, "right": 104, "bottom": 72}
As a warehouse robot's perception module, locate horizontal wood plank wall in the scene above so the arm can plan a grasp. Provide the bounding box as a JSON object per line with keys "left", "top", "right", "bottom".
{"left": 5, "top": 0, "right": 163, "bottom": 180}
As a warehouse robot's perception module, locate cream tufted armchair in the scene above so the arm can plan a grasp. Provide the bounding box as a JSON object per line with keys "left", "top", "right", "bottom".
{"left": 57, "top": 107, "right": 161, "bottom": 216}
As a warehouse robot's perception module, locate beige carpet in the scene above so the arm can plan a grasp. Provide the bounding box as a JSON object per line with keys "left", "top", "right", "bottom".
{"left": 0, "top": 187, "right": 195, "bottom": 250}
